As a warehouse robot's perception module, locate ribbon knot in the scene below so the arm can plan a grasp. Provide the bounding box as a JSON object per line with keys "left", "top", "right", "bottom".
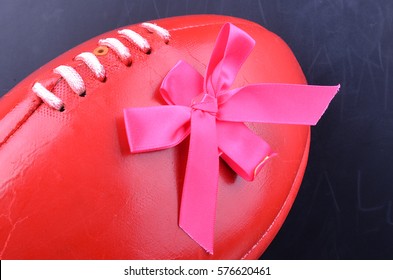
{"left": 191, "top": 93, "right": 218, "bottom": 115}
{"left": 123, "top": 23, "right": 339, "bottom": 254}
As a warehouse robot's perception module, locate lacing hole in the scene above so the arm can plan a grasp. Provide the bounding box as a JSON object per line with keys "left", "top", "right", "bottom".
{"left": 101, "top": 76, "right": 107, "bottom": 83}
{"left": 146, "top": 49, "right": 152, "bottom": 55}
{"left": 94, "top": 46, "right": 109, "bottom": 56}
{"left": 59, "top": 106, "right": 65, "bottom": 112}
{"left": 79, "top": 91, "right": 86, "bottom": 97}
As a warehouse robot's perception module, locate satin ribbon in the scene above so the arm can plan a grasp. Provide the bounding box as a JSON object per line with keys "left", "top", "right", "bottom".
{"left": 123, "top": 23, "right": 339, "bottom": 253}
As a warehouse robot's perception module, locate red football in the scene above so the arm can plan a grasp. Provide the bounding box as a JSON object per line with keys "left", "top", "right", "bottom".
{"left": 0, "top": 15, "right": 310, "bottom": 259}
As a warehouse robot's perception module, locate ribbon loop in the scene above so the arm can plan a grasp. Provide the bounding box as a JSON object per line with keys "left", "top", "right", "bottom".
{"left": 123, "top": 22, "right": 339, "bottom": 254}
{"left": 124, "top": 105, "right": 191, "bottom": 152}
{"left": 161, "top": 61, "right": 204, "bottom": 106}
{"left": 204, "top": 23, "right": 255, "bottom": 96}
{"left": 217, "top": 121, "right": 273, "bottom": 181}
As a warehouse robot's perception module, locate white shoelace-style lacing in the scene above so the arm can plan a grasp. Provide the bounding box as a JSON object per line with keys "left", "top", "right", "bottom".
{"left": 53, "top": 65, "right": 86, "bottom": 96}
{"left": 141, "top": 22, "right": 170, "bottom": 43}
{"left": 75, "top": 52, "right": 106, "bottom": 82}
{"left": 98, "top": 38, "right": 132, "bottom": 66}
{"left": 32, "top": 82, "right": 65, "bottom": 111}
{"left": 32, "top": 22, "right": 170, "bottom": 111}
{"left": 118, "top": 29, "right": 151, "bottom": 53}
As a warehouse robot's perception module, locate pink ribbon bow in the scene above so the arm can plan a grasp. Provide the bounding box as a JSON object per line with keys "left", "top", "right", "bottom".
{"left": 123, "top": 23, "right": 339, "bottom": 253}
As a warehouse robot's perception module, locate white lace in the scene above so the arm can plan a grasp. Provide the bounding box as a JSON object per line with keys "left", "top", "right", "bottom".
{"left": 53, "top": 65, "right": 86, "bottom": 96}
{"left": 98, "top": 38, "right": 132, "bottom": 66}
{"left": 141, "top": 22, "right": 170, "bottom": 43}
{"left": 32, "top": 83, "right": 64, "bottom": 111}
{"left": 33, "top": 22, "right": 170, "bottom": 111}
{"left": 118, "top": 29, "right": 151, "bottom": 53}
{"left": 75, "top": 52, "right": 106, "bottom": 81}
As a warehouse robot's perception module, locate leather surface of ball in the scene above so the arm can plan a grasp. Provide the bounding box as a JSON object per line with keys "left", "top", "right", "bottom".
{"left": 0, "top": 15, "right": 309, "bottom": 259}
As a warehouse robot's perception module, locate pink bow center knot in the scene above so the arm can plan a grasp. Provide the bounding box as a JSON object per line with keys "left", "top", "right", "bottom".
{"left": 123, "top": 22, "right": 339, "bottom": 254}
{"left": 191, "top": 93, "right": 218, "bottom": 115}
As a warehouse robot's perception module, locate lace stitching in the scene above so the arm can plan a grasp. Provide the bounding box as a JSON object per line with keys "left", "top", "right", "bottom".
{"left": 32, "top": 22, "right": 170, "bottom": 111}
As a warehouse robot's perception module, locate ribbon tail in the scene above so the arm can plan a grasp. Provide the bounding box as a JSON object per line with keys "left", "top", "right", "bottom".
{"left": 218, "top": 84, "right": 340, "bottom": 125}
{"left": 179, "top": 110, "right": 219, "bottom": 254}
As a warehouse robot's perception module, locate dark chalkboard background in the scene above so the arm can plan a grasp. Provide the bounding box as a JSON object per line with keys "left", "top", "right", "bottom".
{"left": 1, "top": 0, "right": 392, "bottom": 259}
